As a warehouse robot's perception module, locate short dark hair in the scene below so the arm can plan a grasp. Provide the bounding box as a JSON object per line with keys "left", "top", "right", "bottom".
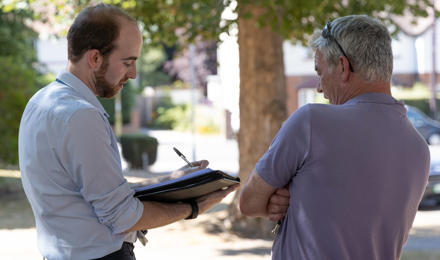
{"left": 67, "top": 3, "right": 136, "bottom": 63}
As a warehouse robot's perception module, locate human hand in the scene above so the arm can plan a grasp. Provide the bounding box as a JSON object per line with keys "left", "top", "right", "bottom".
{"left": 266, "top": 188, "right": 290, "bottom": 221}
{"left": 196, "top": 184, "right": 240, "bottom": 214}
{"left": 170, "top": 160, "right": 209, "bottom": 179}
{"left": 179, "top": 160, "right": 209, "bottom": 170}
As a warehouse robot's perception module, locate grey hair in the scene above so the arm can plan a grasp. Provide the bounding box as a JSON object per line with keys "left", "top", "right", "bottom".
{"left": 309, "top": 15, "right": 393, "bottom": 83}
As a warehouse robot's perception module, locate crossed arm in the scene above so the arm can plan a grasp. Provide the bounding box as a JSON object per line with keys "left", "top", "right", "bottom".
{"left": 240, "top": 168, "right": 290, "bottom": 221}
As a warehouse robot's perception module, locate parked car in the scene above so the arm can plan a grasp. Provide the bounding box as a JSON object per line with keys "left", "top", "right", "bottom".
{"left": 405, "top": 105, "right": 440, "bottom": 145}
{"left": 420, "top": 146, "right": 440, "bottom": 207}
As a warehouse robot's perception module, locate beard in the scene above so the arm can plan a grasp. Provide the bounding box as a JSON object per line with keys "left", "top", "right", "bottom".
{"left": 93, "top": 57, "right": 127, "bottom": 98}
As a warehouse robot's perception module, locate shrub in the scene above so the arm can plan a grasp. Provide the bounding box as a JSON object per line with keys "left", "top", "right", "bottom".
{"left": 119, "top": 133, "right": 158, "bottom": 169}
{"left": 148, "top": 92, "right": 192, "bottom": 130}
{"left": 0, "top": 57, "right": 40, "bottom": 165}
{"left": 400, "top": 99, "right": 440, "bottom": 119}
{"left": 153, "top": 104, "right": 191, "bottom": 130}
{"left": 0, "top": 10, "right": 41, "bottom": 166}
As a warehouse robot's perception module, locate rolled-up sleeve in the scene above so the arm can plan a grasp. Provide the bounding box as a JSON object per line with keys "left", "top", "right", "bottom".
{"left": 58, "top": 107, "right": 143, "bottom": 234}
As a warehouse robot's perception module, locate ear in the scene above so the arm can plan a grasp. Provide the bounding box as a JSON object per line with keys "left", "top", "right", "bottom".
{"left": 85, "top": 49, "right": 102, "bottom": 70}
{"left": 338, "top": 56, "right": 350, "bottom": 82}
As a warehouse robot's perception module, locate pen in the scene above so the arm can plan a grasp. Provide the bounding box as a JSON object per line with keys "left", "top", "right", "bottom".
{"left": 173, "top": 147, "right": 194, "bottom": 167}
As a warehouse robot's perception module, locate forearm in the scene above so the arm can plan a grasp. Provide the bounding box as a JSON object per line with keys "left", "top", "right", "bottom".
{"left": 240, "top": 169, "right": 275, "bottom": 217}
{"left": 126, "top": 201, "right": 191, "bottom": 232}
{"left": 126, "top": 184, "right": 239, "bottom": 232}
{"left": 240, "top": 187, "right": 270, "bottom": 218}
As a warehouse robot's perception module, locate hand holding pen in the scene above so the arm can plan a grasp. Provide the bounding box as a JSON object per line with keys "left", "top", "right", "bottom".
{"left": 173, "top": 147, "right": 194, "bottom": 167}
{"left": 172, "top": 147, "right": 209, "bottom": 171}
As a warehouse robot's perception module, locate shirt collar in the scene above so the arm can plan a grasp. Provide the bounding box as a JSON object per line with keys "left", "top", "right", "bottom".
{"left": 56, "top": 71, "right": 110, "bottom": 118}
{"left": 344, "top": 92, "right": 403, "bottom": 106}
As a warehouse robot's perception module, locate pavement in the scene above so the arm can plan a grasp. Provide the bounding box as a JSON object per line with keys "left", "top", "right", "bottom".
{"left": 130, "top": 129, "right": 239, "bottom": 176}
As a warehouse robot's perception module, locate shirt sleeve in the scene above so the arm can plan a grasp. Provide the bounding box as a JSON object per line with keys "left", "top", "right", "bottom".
{"left": 256, "top": 104, "right": 311, "bottom": 188}
{"left": 58, "top": 107, "right": 143, "bottom": 234}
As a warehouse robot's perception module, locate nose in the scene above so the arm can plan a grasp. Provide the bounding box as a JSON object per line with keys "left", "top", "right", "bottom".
{"left": 317, "top": 80, "right": 323, "bottom": 93}
{"left": 128, "top": 63, "right": 137, "bottom": 79}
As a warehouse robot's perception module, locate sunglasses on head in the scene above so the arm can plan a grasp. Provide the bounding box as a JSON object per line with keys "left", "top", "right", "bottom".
{"left": 322, "top": 22, "right": 354, "bottom": 72}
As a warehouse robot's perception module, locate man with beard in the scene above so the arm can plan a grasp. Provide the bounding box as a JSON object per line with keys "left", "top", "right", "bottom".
{"left": 18, "top": 4, "right": 254, "bottom": 259}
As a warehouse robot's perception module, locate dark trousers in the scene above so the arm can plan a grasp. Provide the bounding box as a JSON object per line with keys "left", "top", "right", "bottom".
{"left": 92, "top": 242, "right": 136, "bottom": 260}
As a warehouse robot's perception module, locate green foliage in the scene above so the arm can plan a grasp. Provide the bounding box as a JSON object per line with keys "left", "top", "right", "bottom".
{"left": 400, "top": 99, "right": 440, "bottom": 118}
{"left": 237, "top": 0, "right": 436, "bottom": 44}
{"left": 107, "top": 0, "right": 436, "bottom": 46}
{"left": 0, "top": 56, "right": 39, "bottom": 165}
{"left": 0, "top": 9, "right": 37, "bottom": 63}
{"left": 392, "top": 84, "right": 440, "bottom": 118}
{"left": 0, "top": 9, "right": 41, "bottom": 165}
{"left": 119, "top": 133, "right": 158, "bottom": 168}
{"left": 3, "top": 1, "right": 437, "bottom": 46}
{"left": 149, "top": 95, "right": 191, "bottom": 131}
{"left": 98, "top": 81, "right": 136, "bottom": 125}
{"left": 148, "top": 93, "right": 220, "bottom": 134}
{"left": 138, "top": 46, "right": 171, "bottom": 88}
{"left": 155, "top": 104, "right": 191, "bottom": 130}
{"left": 116, "top": 0, "right": 234, "bottom": 46}
{"left": 392, "top": 83, "right": 434, "bottom": 100}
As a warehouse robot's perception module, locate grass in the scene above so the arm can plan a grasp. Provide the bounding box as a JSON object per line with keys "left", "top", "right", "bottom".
{"left": 0, "top": 191, "right": 35, "bottom": 229}
{"left": 0, "top": 173, "right": 35, "bottom": 229}
{"left": 0, "top": 170, "right": 23, "bottom": 195}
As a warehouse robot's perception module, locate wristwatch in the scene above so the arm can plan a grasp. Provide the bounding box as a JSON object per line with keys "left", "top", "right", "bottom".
{"left": 185, "top": 199, "right": 199, "bottom": 220}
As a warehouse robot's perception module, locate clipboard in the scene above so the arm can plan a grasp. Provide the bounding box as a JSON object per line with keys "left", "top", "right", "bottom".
{"left": 133, "top": 168, "right": 240, "bottom": 202}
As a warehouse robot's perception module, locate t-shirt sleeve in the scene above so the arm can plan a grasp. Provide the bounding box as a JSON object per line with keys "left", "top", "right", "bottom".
{"left": 256, "top": 104, "right": 311, "bottom": 188}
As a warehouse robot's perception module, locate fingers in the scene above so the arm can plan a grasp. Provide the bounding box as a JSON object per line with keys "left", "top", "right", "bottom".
{"left": 224, "top": 184, "right": 240, "bottom": 194}
{"left": 268, "top": 213, "right": 285, "bottom": 222}
{"left": 191, "top": 160, "right": 209, "bottom": 169}
{"left": 266, "top": 188, "right": 290, "bottom": 220}
{"left": 173, "top": 160, "right": 209, "bottom": 179}
{"left": 269, "top": 188, "right": 290, "bottom": 206}
{"left": 275, "top": 188, "right": 290, "bottom": 197}
{"left": 196, "top": 184, "right": 240, "bottom": 213}
{"left": 267, "top": 201, "right": 289, "bottom": 215}
{"left": 179, "top": 160, "right": 209, "bottom": 170}
{"left": 203, "top": 184, "right": 239, "bottom": 201}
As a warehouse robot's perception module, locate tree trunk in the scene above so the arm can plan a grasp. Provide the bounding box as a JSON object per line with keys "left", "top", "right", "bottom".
{"left": 228, "top": 2, "right": 287, "bottom": 238}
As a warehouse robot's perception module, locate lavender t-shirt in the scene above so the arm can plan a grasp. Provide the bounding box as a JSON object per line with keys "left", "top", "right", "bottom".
{"left": 256, "top": 93, "right": 429, "bottom": 260}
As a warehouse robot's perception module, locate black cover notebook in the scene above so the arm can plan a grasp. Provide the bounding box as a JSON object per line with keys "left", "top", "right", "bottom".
{"left": 133, "top": 168, "right": 240, "bottom": 202}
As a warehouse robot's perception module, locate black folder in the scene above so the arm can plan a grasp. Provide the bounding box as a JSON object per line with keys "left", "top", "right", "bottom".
{"left": 133, "top": 168, "right": 240, "bottom": 202}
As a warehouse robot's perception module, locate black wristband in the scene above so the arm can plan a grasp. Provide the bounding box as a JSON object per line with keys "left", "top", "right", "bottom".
{"left": 185, "top": 200, "right": 199, "bottom": 220}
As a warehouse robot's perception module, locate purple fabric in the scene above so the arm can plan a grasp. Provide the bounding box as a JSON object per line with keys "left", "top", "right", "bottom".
{"left": 256, "top": 93, "right": 430, "bottom": 260}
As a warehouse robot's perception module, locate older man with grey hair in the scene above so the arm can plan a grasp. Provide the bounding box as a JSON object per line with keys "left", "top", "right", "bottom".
{"left": 240, "top": 15, "right": 430, "bottom": 259}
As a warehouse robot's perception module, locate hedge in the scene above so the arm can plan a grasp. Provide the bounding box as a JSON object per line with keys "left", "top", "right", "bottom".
{"left": 119, "top": 133, "right": 158, "bottom": 169}
{"left": 400, "top": 99, "right": 440, "bottom": 118}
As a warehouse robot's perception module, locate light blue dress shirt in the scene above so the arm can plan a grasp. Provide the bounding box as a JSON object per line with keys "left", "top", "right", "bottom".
{"left": 18, "top": 71, "right": 144, "bottom": 259}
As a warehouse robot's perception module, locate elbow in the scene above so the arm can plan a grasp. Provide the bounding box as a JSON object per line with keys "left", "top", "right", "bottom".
{"left": 239, "top": 198, "right": 250, "bottom": 216}
{"left": 239, "top": 190, "right": 258, "bottom": 217}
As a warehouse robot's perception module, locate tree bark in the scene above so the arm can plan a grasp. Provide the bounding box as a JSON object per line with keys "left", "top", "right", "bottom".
{"left": 228, "top": 2, "right": 287, "bottom": 238}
